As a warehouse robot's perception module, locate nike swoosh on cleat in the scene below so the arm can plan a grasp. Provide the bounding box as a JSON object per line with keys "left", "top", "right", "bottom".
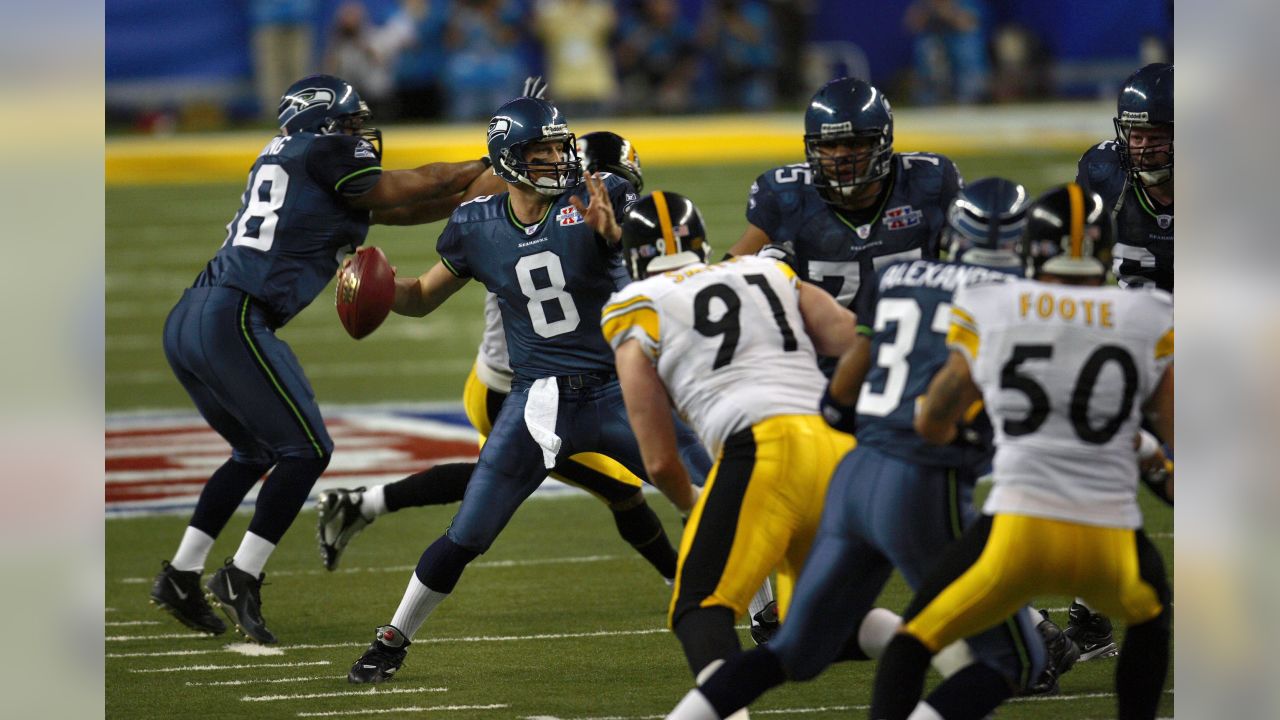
{"left": 362, "top": 664, "right": 377, "bottom": 669}
{"left": 225, "top": 575, "right": 239, "bottom": 601}
{"left": 168, "top": 577, "right": 190, "bottom": 600}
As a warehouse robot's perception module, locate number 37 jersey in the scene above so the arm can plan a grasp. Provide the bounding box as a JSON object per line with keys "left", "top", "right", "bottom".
{"left": 601, "top": 256, "right": 827, "bottom": 457}
{"left": 948, "top": 280, "right": 1174, "bottom": 528}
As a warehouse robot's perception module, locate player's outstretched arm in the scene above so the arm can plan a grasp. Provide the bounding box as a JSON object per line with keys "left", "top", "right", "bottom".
{"left": 615, "top": 340, "right": 697, "bottom": 515}
{"left": 350, "top": 159, "right": 490, "bottom": 211}
{"left": 373, "top": 168, "right": 507, "bottom": 225}
{"left": 569, "top": 172, "right": 623, "bottom": 245}
{"left": 915, "top": 350, "right": 983, "bottom": 445}
{"left": 726, "top": 223, "right": 772, "bottom": 258}
{"left": 798, "top": 280, "right": 859, "bottom": 356}
{"left": 392, "top": 261, "right": 468, "bottom": 318}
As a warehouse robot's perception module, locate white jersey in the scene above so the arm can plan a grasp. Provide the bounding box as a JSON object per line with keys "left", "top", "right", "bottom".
{"left": 601, "top": 256, "right": 827, "bottom": 456}
{"left": 474, "top": 292, "right": 514, "bottom": 393}
{"left": 948, "top": 279, "right": 1174, "bottom": 528}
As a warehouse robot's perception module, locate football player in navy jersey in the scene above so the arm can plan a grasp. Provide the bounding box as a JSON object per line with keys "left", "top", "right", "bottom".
{"left": 729, "top": 77, "right": 963, "bottom": 362}
{"left": 346, "top": 96, "right": 704, "bottom": 683}
{"left": 1076, "top": 63, "right": 1173, "bottom": 293}
{"left": 148, "top": 74, "right": 491, "bottom": 644}
{"left": 667, "top": 179, "right": 1055, "bottom": 720}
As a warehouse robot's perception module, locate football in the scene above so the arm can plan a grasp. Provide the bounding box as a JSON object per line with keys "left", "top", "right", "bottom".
{"left": 335, "top": 246, "right": 395, "bottom": 339}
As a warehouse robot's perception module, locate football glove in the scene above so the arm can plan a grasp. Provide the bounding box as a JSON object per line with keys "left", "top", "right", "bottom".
{"left": 522, "top": 75, "right": 548, "bottom": 99}
{"left": 757, "top": 241, "right": 797, "bottom": 271}
{"left": 1140, "top": 458, "right": 1174, "bottom": 506}
{"left": 820, "top": 386, "right": 857, "bottom": 434}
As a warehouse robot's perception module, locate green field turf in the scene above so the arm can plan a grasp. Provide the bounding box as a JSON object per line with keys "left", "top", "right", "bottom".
{"left": 106, "top": 151, "right": 1082, "bottom": 411}
{"left": 107, "top": 149, "right": 1174, "bottom": 719}
{"left": 107, "top": 492, "right": 1172, "bottom": 720}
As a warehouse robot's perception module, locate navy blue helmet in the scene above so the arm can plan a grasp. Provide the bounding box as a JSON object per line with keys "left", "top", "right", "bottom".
{"left": 277, "top": 74, "right": 381, "bottom": 155}
{"left": 620, "top": 191, "right": 709, "bottom": 280}
{"left": 803, "top": 78, "right": 894, "bottom": 205}
{"left": 944, "top": 177, "right": 1029, "bottom": 269}
{"left": 1114, "top": 63, "right": 1173, "bottom": 188}
{"left": 577, "top": 131, "right": 644, "bottom": 192}
{"left": 486, "top": 97, "right": 581, "bottom": 196}
{"left": 1019, "top": 183, "right": 1115, "bottom": 279}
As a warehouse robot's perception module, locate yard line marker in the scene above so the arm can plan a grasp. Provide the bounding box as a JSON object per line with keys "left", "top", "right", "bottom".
{"left": 242, "top": 686, "right": 446, "bottom": 702}
{"left": 186, "top": 675, "right": 334, "bottom": 687}
{"left": 130, "top": 660, "right": 332, "bottom": 673}
{"left": 119, "top": 554, "right": 626, "bottom": 583}
{"left": 108, "top": 632, "right": 214, "bottom": 641}
{"left": 226, "top": 642, "right": 285, "bottom": 656}
{"left": 106, "top": 620, "right": 162, "bottom": 627}
{"left": 297, "top": 705, "right": 509, "bottom": 718}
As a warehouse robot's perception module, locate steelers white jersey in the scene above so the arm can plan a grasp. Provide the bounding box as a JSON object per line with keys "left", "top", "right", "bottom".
{"left": 601, "top": 256, "right": 827, "bottom": 456}
{"left": 474, "top": 292, "right": 514, "bottom": 393}
{"left": 948, "top": 279, "right": 1174, "bottom": 528}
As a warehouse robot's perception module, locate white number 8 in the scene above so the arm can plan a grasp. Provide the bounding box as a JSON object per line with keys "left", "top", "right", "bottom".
{"left": 516, "top": 251, "right": 581, "bottom": 338}
{"left": 230, "top": 164, "right": 289, "bottom": 252}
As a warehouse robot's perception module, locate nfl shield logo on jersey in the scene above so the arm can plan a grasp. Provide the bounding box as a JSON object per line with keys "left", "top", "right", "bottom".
{"left": 557, "top": 206, "right": 584, "bottom": 226}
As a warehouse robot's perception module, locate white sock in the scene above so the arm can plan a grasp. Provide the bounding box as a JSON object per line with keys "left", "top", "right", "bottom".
{"left": 389, "top": 574, "right": 450, "bottom": 639}
{"left": 748, "top": 577, "right": 774, "bottom": 622}
{"left": 857, "top": 607, "right": 902, "bottom": 658}
{"left": 362, "top": 484, "right": 387, "bottom": 520}
{"left": 231, "top": 531, "right": 276, "bottom": 577}
{"left": 171, "top": 526, "right": 215, "bottom": 572}
{"left": 931, "top": 639, "right": 976, "bottom": 678}
{"left": 667, "top": 689, "right": 720, "bottom": 720}
{"left": 906, "top": 701, "right": 945, "bottom": 720}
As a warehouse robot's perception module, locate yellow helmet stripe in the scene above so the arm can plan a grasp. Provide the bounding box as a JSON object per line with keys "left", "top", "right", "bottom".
{"left": 1067, "top": 182, "right": 1085, "bottom": 259}
{"left": 652, "top": 190, "right": 678, "bottom": 255}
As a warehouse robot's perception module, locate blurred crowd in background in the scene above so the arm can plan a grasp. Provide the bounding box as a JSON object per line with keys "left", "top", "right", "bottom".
{"left": 106, "top": 0, "right": 1172, "bottom": 132}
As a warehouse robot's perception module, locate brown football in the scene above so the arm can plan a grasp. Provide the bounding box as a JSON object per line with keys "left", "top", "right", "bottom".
{"left": 335, "top": 246, "right": 395, "bottom": 339}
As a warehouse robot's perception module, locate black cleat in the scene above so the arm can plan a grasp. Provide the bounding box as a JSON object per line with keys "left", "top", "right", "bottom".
{"left": 205, "top": 559, "right": 277, "bottom": 644}
{"left": 150, "top": 561, "right": 227, "bottom": 635}
{"left": 750, "top": 600, "right": 780, "bottom": 645}
{"left": 1023, "top": 609, "right": 1081, "bottom": 695}
{"left": 1064, "top": 601, "right": 1118, "bottom": 661}
{"left": 349, "top": 625, "right": 411, "bottom": 683}
{"left": 317, "top": 487, "right": 372, "bottom": 571}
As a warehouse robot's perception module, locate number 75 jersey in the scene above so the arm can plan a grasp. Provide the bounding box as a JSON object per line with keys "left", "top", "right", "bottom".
{"left": 949, "top": 279, "right": 1174, "bottom": 529}
{"left": 601, "top": 256, "right": 828, "bottom": 457}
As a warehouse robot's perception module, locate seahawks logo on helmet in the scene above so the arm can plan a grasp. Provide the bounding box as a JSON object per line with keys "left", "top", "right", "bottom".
{"left": 281, "top": 87, "right": 335, "bottom": 115}
{"left": 488, "top": 116, "right": 514, "bottom": 143}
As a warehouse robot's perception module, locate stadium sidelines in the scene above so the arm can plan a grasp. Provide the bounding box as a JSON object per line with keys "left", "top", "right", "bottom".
{"left": 105, "top": 102, "right": 1111, "bottom": 185}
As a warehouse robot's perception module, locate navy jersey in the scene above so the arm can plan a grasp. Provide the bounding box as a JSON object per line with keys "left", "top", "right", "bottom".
{"left": 1077, "top": 141, "right": 1174, "bottom": 292}
{"left": 193, "top": 132, "right": 382, "bottom": 326}
{"left": 747, "top": 153, "right": 963, "bottom": 311}
{"left": 853, "top": 258, "right": 1014, "bottom": 468}
{"left": 438, "top": 173, "right": 638, "bottom": 381}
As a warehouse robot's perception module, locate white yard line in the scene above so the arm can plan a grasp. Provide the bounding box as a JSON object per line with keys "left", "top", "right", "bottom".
{"left": 297, "top": 705, "right": 509, "bottom": 718}
{"left": 186, "top": 675, "right": 334, "bottom": 687}
{"left": 242, "top": 686, "right": 446, "bottom": 702}
{"left": 105, "top": 620, "right": 162, "bottom": 627}
{"left": 108, "top": 632, "right": 215, "bottom": 641}
{"left": 130, "top": 660, "right": 332, "bottom": 673}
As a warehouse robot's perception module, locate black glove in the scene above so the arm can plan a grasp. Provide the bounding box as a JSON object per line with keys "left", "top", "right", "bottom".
{"left": 1139, "top": 459, "right": 1174, "bottom": 506}
{"left": 820, "top": 386, "right": 857, "bottom": 434}
{"left": 757, "top": 241, "right": 797, "bottom": 271}
{"left": 522, "top": 75, "right": 548, "bottom": 99}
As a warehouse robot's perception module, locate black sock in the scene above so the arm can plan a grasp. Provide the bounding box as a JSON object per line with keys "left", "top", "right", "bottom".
{"left": 247, "top": 455, "right": 331, "bottom": 544}
{"left": 1116, "top": 611, "right": 1169, "bottom": 720}
{"left": 870, "top": 634, "right": 933, "bottom": 720}
{"left": 835, "top": 630, "right": 873, "bottom": 662}
{"left": 673, "top": 606, "right": 741, "bottom": 679}
{"left": 416, "top": 535, "right": 480, "bottom": 593}
{"left": 611, "top": 498, "right": 678, "bottom": 579}
{"left": 385, "top": 463, "right": 476, "bottom": 511}
{"left": 925, "top": 662, "right": 1014, "bottom": 720}
{"left": 698, "top": 646, "right": 786, "bottom": 717}
{"left": 189, "top": 458, "right": 272, "bottom": 537}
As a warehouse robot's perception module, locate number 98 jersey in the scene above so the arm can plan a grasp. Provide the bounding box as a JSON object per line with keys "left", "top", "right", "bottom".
{"left": 948, "top": 280, "right": 1174, "bottom": 529}
{"left": 601, "top": 256, "right": 827, "bottom": 457}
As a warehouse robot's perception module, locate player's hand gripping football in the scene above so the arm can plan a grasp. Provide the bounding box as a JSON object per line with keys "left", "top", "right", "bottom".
{"left": 570, "top": 172, "right": 622, "bottom": 244}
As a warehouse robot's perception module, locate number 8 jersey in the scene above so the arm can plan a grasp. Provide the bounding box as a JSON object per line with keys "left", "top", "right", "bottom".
{"left": 949, "top": 280, "right": 1174, "bottom": 528}
{"left": 601, "top": 256, "right": 828, "bottom": 457}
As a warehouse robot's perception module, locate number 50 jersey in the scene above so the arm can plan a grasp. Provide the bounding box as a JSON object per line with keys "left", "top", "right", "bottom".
{"left": 601, "top": 256, "right": 827, "bottom": 457}
{"left": 949, "top": 280, "right": 1174, "bottom": 529}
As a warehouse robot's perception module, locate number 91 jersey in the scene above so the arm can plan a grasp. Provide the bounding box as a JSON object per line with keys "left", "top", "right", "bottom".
{"left": 601, "top": 256, "right": 827, "bottom": 457}
{"left": 948, "top": 280, "right": 1174, "bottom": 529}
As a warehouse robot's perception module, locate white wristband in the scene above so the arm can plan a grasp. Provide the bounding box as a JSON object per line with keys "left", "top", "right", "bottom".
{"left": 1137, "top": 429, "right": 1160, "bottom": 460}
